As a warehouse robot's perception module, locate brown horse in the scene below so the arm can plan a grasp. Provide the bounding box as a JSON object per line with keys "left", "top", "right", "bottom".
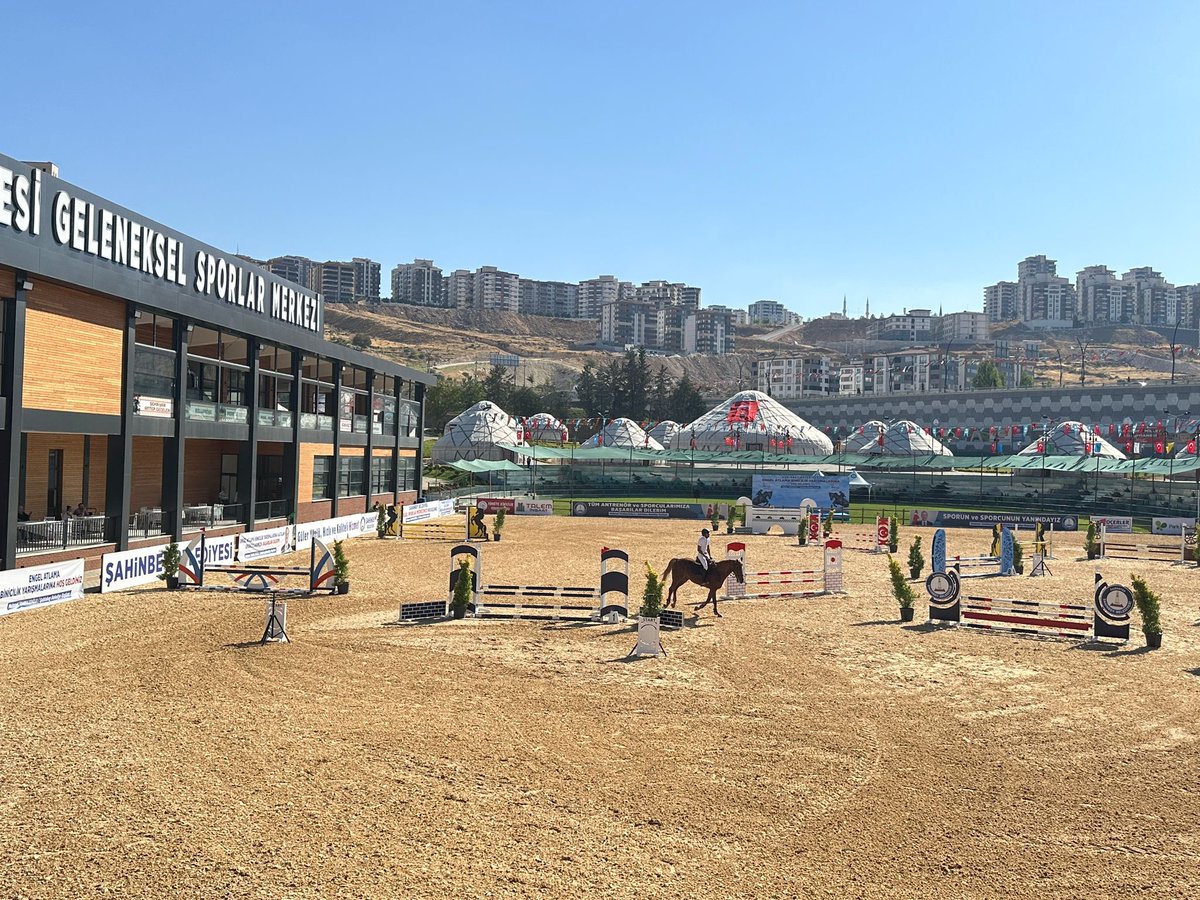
{"left": 663, "top": 558, "right": 744, "bottom": 618}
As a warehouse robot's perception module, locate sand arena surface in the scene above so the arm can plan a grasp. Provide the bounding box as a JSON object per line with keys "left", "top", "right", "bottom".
{"left": 1, "top": 518, "right": 1199, "bottom": 899}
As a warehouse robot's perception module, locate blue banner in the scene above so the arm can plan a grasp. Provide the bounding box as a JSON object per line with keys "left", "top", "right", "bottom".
{"left": 750, "top": 474, "right": 851, "bottom": 510}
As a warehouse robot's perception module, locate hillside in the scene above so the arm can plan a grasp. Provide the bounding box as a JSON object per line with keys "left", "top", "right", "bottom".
{"left": 323, "top": 303, "right": 1200, "bottom": 395}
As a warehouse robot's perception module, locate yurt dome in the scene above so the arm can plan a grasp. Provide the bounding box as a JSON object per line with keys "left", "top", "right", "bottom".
{"left": 880, "top": 420, "right": 954, "bottom": 456}
{"left": 842, "top": 421, "right": 889, "bottom": 453}
{"left": 524, "top": 412, "right": 568, "bottom": 443}
{"left": 680, "top": 391, "right": 832, "bottom": 454}
{"left": 582, "top": 417, "right": 664, "bottom": 450}
{"left": 432, "top": 400, "right": 526, "bottom": 463}
{"left": 648, "top": 420, "right": 682, "bottom": 448}
{"left": 1017, "top": 421, "right": 1126, "bottom": 459}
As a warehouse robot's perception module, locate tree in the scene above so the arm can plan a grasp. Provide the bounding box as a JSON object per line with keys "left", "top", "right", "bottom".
{"left": 351, "top": 332, "right": 373, "bottom": 349}
{"left": 972, "top": 359, "right": 1005, "bottom": 390}
{"left": 671, "top": 374, "right": 708, "bottom": 422}
{"left": 1019, "top": 372, "right": 1034, "bottom": 388}
{"left": 648, "top": 367, "right": 675, "bottom": 422}
{"left": 1075, "top": 330, "right": 1094, "bottom": 386}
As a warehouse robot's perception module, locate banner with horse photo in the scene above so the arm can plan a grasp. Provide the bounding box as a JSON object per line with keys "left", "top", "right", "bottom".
{"left": 750, "top": 474, "right": 850, "bottom": 511}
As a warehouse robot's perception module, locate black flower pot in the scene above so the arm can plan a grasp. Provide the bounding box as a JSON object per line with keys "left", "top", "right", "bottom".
{"left": 337, "top": 582, "right": 350, "bottom": 595}
{"left": 900, "top": 606, "right": 915, "bottom": 623}
{"left": 452, "top": 605, "right": 467, "bottom": 620}
{"left": 494, "top": 533, "right": 502, "bottom": 542}
{"left": 1146, "top": 632, "right": 1162, "bottom": 649}
{"left": 166, "top": 576, "right": 180, "bottom": 590}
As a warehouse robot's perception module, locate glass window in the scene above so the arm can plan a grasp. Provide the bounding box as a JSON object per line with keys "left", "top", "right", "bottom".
{"left": 133, "top": 345, "right": 175, "bottom": 398}
{"left": 312, "top": 456, "right": 333, "bottom": 500}
{"left": 337, "top": 456, "right": 365, "bottom": 498}
{"left": 223, "top": 334, "right": 248, "bottom": 366}
{"left": 370, "top": 456, "right": 395, "bottom": 495}
{"left": 135, "top": 313, "right": 175, "bottom": 348}
{"left": 186, "top": 359, "right": 218, "bottom": 402}
{"left": 189, "top": 326, "right": 220, "bottom": 360}
{"left": 397, "top": 455, "right": 417, "bottom": 491}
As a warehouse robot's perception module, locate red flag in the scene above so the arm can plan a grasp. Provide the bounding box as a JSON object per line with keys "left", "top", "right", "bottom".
{"left": 1188, "top": 440, "right": 1196, "bottom": 455}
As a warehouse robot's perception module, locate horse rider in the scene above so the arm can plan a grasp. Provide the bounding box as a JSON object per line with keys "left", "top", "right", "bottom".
{"left": 696, "top": 527, "right": 713, "bottom": 572}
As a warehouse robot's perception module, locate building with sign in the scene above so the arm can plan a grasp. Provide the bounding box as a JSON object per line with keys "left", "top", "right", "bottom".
{"left": 0, "top": 152, "right": 433, "bottom": 572}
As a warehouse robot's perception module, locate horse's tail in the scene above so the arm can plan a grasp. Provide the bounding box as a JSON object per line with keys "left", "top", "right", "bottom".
{"left": 661, "top": 558, "right": 677, "bottom": 580}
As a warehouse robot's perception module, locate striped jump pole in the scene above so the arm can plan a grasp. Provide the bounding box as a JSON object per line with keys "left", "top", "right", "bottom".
{"left": 721, "top": 539, "right": 844, "bottom": 600}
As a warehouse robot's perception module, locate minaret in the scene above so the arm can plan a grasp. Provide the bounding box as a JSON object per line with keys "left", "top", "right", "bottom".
{"left": 865, "top": 297, "right": 870, "bottom": 318}
{"left": 842, "top": 295, "right": 847, "bottom": 317}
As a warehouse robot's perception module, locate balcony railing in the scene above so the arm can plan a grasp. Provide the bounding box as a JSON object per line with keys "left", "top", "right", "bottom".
{"left": 16, "top": 515, "right": 115, "bottom": 555}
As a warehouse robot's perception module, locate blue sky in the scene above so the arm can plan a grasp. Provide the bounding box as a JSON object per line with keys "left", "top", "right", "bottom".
{"left": 16, "top": 1, "right": 1199, "bottom": 316}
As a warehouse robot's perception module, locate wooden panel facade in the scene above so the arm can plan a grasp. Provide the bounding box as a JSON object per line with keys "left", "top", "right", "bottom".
{"left": 130, "top": 437, "right": 164, "bottom": 511}
{"left": 298, "top": 442, "right": 334, "bottom": 504}
{"left": 22, "top": 433, "right": 109, "bottom": 519}
{"left": 183, "top": 439, "right": 242, "bottom": 505}
{"left": 23, "top": 279, "right": 125, "bottom": 415}
{"left": 0, "top": 266, "right": 14, "bottom": 297}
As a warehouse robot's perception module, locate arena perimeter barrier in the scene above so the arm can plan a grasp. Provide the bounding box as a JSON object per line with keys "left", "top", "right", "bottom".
{"left": 721, "top": 539, "right": 845, "bottom": 600}
{"left": 1098, "top": 523, "right": 1194, "bottom": 564}
{"left": 397, "top": 545, "right": 629, "bottom": 623}
{"left": 924, "top": 568, "right": 1131, "bottom": 643}
{"left": 931, "top": 526, "right": 1014, "bottom": 577}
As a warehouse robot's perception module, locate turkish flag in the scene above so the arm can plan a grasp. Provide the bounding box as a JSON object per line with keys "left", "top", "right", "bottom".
{"left": 1188, "top": 440, "right": 1196, "bottom": 455}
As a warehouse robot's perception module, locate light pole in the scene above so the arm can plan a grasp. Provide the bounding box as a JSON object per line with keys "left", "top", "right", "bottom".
{"left": 1170, "top": 318, "right": 1183, "bottom": 384}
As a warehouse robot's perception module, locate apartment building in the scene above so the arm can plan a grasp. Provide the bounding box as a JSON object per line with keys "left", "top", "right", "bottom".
{"left": 268, "top": 255, "right": 317, "bottom": 292}
{"left": 390, "top": 259, "right": 445, "bottom": 307}
{"left": 518, "top": 279, "right": 579, "bottom": 318}
{"left": 747, "top": 299, "right": 798, "bottom": 325}
{"left": 471, "top": 266, "right": 520, "bottom": 312}
{"left": 599, "top": 300, "right": 657, "bottom": 347}
{"left": 683, "top": 308, "right": 736, "bottom": 355}
{"left": 577, "top": 275, "right": 627, "bottom": 319}
{"left": 869, "top": 309, "right": 933, "bottom": 342}
{"left": 351, "top": 258, "right": 381, "bottom": 302}
{"left": 754, "top": 356, "right": 835, "bottom": 400}
{"left": 934, "top": 311, "right": 989, "bottom": 343}
{"left": 983, "top": 281, "right": 1018, "bottom": 322}
{"left": 315, "top": 261, "right": 357, "bottom": 304}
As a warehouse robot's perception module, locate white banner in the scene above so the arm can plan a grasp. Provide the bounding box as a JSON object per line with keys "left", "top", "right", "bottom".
{"left": 402, "top": 499, "right": 456, "bottom": 523}
{"left": 1152, "top": 516, "right": 1195, "bottom": 535}
{"left": 295, "top": 513, "right": 377, "bottom": 550}
{"left": 101, "top": 546, "right": 164, "bottom": 592}
{"left": 515, "top": 499, "right": 554, "bottom": 516}
{"left": 238, "top": 525, "right": 293, "bottom": 562}
{"left": 1092, "top": 515, "right": 1132, "bottom": 534}
{"left": 0, "top": 559, "right": 86, "bottom": 617}
{"left": 101, "top": 536, "right": 237, "bottom": 593}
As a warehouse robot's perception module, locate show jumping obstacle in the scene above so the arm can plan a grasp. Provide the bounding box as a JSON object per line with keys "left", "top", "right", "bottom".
{"left": 177, "top": 533, "right": 338, "bottom": 644}
{"left": 925, "top": 568, "right": 1131, "bottom": 643}
{"left": 931, "top": 526, "right": 1014, "bottom": 577}
{"left": 397, "top": 544, "right": 630, "bottom": 623}
{"left": 745, "top": 506, "right": 811, "bottom": 536}
{"left": 721, "top": 540, "right": 845, "bottom": 600}
{"left": 834, "top": 516, "right": 890, "bottom": 554}
{"left": 1098, "top": 523, "right": 1194, "bottom": 564}
{"left": 178, "top": 533, "right": 337, "bottom": 594}
{"left": 400, "top": 506, "right": 487, "bottom": 542}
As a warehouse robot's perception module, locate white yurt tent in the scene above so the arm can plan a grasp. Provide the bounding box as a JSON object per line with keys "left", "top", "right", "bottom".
{"left": 842, "top": 420, "right": 889, "bottom": 453}
{"left": 582, "top": 417, "right": 663, "bottom": 451}
{"left": 1017, "top": 421, "right": 1126, "bottom": 459}
{"left": 648, "top": 420, "right": 682, "bottom": 449}
{"left": 432, "top": 400, "right": 526, "bottom": 463}
{"left": 680, "top": 390, "right": 833, "bottom": 454}
{"left": 880, "top": 420, "right": 954, "bottom": 456}
{"left": 524, "top": 412, "right": 568, "bottom": 443}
